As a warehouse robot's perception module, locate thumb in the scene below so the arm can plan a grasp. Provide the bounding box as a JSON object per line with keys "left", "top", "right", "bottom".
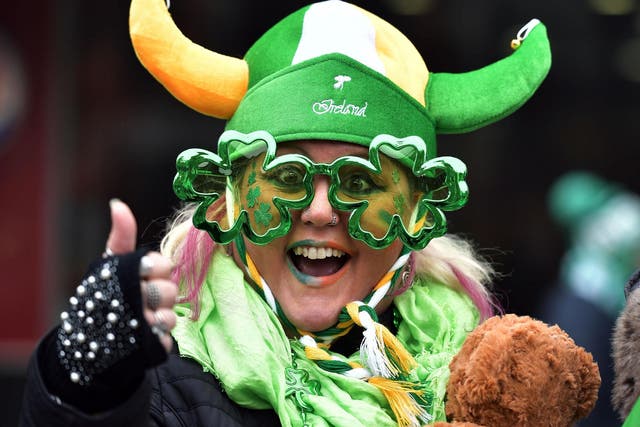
{"left": 105, "top": 199, "right": 138, "bottom": 254}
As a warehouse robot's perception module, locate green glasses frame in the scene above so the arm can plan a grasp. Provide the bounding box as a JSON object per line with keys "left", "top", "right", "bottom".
{"left": 173, "top": 130, "right": 468, "bottom": 250}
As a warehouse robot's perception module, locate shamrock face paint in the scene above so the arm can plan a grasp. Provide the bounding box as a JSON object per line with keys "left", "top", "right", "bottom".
{"left": 174, "top": 130, "right": 468, "bottom": 250}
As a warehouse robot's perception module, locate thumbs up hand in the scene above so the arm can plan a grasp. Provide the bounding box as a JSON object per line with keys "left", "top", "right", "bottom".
{"left": 105, "top": 199, "right": 177, "bottom": 353}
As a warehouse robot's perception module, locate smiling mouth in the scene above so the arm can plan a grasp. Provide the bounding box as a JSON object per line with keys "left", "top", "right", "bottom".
{"left": 288, "top": 246, "right": 350, "bottom": 277}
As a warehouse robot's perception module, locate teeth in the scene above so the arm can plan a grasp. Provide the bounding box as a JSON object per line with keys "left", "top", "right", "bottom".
{"left": 292, "top": 246, "right": 345, "bottom": 259}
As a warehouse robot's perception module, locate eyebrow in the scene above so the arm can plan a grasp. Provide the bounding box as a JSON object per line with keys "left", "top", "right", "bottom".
{"left": 279, "top": 144, "right": 369, "bottom": 160}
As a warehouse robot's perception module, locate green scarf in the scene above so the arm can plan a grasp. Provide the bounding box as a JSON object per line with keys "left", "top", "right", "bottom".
{"left": 172, "top": 249, "right": 478, "bottom": 425}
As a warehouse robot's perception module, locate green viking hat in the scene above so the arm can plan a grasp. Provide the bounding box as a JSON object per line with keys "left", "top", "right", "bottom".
{"left": 129, "top": 0, "right": 551, "bottom": 157}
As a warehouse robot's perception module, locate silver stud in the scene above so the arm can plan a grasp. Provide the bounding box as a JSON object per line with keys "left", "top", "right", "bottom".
{"left": 129, "top": 336, "right": 136, "bottom": 344}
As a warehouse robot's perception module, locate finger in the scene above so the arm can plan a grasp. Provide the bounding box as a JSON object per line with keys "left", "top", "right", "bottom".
{"left": 139, "top": 252, "right": 174, "bottom": 280}
{"left": 144, "top": 308, "right": 176, "bottom": 353}
{"left": 158, "top": 331, "right": 174, "bottom": 353}
{"left": 142, "top": 279, "right": 179, "bottom": 310}
{"left": 105, "top": 199, "right": 137, "bottom": 255}
{"left": 144, "top": 308, "right": 177, "bottom": 331}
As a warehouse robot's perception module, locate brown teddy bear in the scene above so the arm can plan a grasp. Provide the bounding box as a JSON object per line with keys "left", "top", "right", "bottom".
{"left": 433, "top": 314, "right": 601, "bottom": 427}
{"left": 612, "top": 272, "right": 640, "bottom": 423}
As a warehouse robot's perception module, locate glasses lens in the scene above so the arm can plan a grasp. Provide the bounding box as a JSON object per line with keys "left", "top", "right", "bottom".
{"left": 235, "top": 152, "right": 309, "bottom": 235}
{"left": 335, "top": 155, "right": 425, "bottom": 239}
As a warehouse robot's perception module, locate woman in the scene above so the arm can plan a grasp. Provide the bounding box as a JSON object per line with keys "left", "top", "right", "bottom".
{"left": 20, "top": 0, "right": 551, "bottom": 425}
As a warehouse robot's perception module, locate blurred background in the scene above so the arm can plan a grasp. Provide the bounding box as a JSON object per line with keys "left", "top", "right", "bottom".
{"left": 2, "top": 0, "right": 640, "bottom": 425}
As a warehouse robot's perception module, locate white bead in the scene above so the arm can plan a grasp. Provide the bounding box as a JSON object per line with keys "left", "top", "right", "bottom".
{"left": 69, "top": 296, "right": 78, "bottom": 306}
{"left": 87, "top": 351, "right": 95, "bottom": 360}
{"left": 63, "top": 322, "right": 73, "bottom": 333}
{"left": 94, "top": 291, "right": 103, "bottom": 300}
{"left": 107, "top": 312, "right": 118, "bottom": 323}
{"left": 85, "top": 300, "right": 95, "bottom": 311}
{"left": 77, "top": 310, "right": 85, "bottom": 318}
{"left": 63, "top": 339, "right": 71, "bottom": 347}
{"left": 106, "top": 333, "right": 115, "bottom": 341}
{"left": 111, "top": 299, "right": 120, "bottom": 308}
{"left": 129, "top": 319, "right": 139, "bottom": 329}
{"left": 87, "top": 275, "right": 96, "bottom": 284}
{"left": 100, "top": 268, "right": 111, "bottom": 279}
{"left": 70, "top": 372, "right": 80, "bottom": 383}
{"left": 76, "top": 333, "right": 86, "bottom": 343}
{"left": 85, "top": 317, "right": 94, "bottom": 325}
{"left": 60, "top": 311, "right": 69, "bottom": 321}
{"left": 76, "top": 285, "right": 86, "bottom": 296}
{"left": 89, "top": 341, "right": 99, "bottom": 351}
{"left": 74, "top": 351, "right": 82, "bottom": 359}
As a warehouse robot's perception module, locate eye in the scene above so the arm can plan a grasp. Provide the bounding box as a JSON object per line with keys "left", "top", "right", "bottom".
{"left": 341, "top": 172, "right": 379, "bottom": 196}
{"left": 266, "top": 164, "right": 306, "bottom": 190}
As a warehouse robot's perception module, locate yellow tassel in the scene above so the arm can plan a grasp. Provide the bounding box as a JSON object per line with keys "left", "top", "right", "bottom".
{"left": 346, "top": 302, "right": 362, "bottom": 326}
{"left": 304, "top": 346, "right": 332, "bottom": 361}
{"left": 373, "top": 270, "right": 395, "bottom": 291}
{"left": 377, "top": 324, "right": 418, "bottom": 374}
{"left": 368, "top": 376, "right": 429, "bottom": 427}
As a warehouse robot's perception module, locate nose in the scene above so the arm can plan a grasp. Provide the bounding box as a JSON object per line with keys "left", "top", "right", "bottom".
{"left": 300, "top": 175, "right": 339, "bottom": 227}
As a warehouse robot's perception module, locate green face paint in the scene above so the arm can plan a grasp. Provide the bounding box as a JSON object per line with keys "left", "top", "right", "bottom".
{"left": 173, "top": 130, "right": 468, "bottom": 249}
{"left": 246, "top": 186, "right": 260, "bottom": 208}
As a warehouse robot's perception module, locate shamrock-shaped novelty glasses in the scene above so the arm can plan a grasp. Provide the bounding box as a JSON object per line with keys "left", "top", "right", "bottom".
{"left": 174, "top": 130, "right": 468, "bottom": 250}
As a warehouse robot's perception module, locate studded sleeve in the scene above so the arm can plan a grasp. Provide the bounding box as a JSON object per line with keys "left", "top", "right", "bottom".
{"left": 19, "top": 250, "right": 167, "bottom": 425}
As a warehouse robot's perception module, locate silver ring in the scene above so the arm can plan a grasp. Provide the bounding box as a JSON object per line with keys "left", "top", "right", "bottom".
{"left": 139, "top": 255, "right": 154, "bottom": 277}
{"left": 328, "top": 213, "right": 338, "bottom": 226}
{"left": 145, "top": 281, "right": 161, "bottom": 311}
{"left": 151, "top": 311, "right": 169, "bottom": 338}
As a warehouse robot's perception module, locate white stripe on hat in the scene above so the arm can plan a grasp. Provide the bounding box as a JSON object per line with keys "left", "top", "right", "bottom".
{"left": 292, "top": 0, "right": 386, "bottom": 75}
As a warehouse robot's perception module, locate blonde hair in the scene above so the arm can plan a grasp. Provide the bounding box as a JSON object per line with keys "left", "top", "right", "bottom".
{"left": 161, "top": 200, "right": 498, "bottom": 320}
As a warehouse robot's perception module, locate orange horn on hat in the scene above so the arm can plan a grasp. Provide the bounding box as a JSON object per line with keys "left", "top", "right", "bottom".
{"left": 129, "top": 0, "right": 248, "bottom": 119}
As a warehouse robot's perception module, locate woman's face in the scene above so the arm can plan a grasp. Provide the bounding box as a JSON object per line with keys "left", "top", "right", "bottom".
{"left": 234, "top": 140, "right": 407, "bottom": 333}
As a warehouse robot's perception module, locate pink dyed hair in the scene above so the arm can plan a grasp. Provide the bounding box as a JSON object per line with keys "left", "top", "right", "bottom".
{"left": 450, "top": 263, "right": 501, "bottom": 321}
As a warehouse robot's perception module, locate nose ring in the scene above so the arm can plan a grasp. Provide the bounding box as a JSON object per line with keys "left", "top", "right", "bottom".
{"left": 302, "top": 207, "right": 338, "bottom": 226}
